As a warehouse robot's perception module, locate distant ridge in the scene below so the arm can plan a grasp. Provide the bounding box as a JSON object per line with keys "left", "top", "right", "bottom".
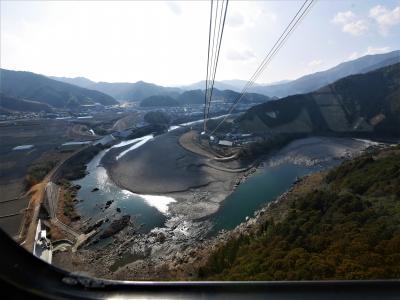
{"left": 180, "top": 79, "right": 292, "bottom": 93}
{"left": 249, "top": 50, "right": 400, "bottom": 98}
{"left": 0, "top": 69, "right": 118, "bottom": 108}
{"left": 51, "top": 77, "right": 181, "bottom": 102}
{"left": 49, "top": 51, "right": 399, "bottom": 102}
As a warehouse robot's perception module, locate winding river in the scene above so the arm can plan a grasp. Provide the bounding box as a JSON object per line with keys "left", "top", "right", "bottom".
{"left": 72, "top": 119, "right": 218, "bottom": 234}
{"left": 73, "top": 120, "right": 379, "bottom": 237}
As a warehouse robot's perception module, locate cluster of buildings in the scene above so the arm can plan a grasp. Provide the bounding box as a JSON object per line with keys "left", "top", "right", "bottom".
{"left": 137, "top": 104, "right": 205, "bottom": 118}
{"left": 135, "top": 101, "right": 259, "bottom": 121}
{"left": 0, "top": 111, "right": 49, "bottom": 121}
{"left": 0, "top": 104, "right": 124, "bottom": 122}
{"left": 208, "top": 132, "right": 264, "bottom": 147}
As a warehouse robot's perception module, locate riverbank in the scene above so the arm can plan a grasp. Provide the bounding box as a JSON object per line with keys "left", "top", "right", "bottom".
{"left": 103, "top": 128, "right": 250, "bottom": 220}
{"left": 107, "top": 141, "right": 392, "bottom": 280}
{"left": 86, "top": 166, "right": 329, "bottom": 280}
{"left": 197, "top": 144, "right": 400, "bottom": 280}
{"left": 52, "top": 135, "right": 387, "bottom": 279}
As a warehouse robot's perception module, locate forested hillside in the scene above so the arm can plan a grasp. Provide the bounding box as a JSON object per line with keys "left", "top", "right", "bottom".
{"left": 198, "top": 145, "right": 400, "bottom": 280}
{"left": 239, "top": 63, "right": 400, "bottom": 136}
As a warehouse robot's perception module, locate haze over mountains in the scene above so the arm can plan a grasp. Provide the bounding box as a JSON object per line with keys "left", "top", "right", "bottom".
{"left": 249, "top": 50, "right": 400, "bottom": 98}
{"left": 50, "top": 76, "right": 181, "bottom": 102}
{"left": 181, "top": 79, "right": 292, "bottom": 93}
{"left": 0, "top": 51, "right": 398, "bottom": 113}
{"left": 179, "top": 50, "right": 398, "bottom": 98}
{"left": 51, "top": 50, "right": 399, "bottom": 101}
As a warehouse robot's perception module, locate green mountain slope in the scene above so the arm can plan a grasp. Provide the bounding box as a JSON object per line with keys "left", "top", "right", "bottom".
{"left": 239, "top": 63, "right": 400, "bottom": 136}
{"left": 177, "top": 90, "right": 204, "bottom": 104}
{"left": 1, "top": 69, "right": 118, "bottom": 108}
{"left": 199, "top": 145, "right": 400, "bottom": 280}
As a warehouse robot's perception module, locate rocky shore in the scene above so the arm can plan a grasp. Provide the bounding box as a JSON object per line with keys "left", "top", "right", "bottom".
{"left": 53, "top": 169, "right": 321, "bottom": 280}
{"left": 52, "top": 136, "right": 386, "bottom": 279}
{"left": 51, "top": 148, "right": 286, "bottom": 280}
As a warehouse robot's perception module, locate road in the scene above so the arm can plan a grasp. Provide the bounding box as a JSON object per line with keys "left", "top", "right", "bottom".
{"left": 21, "top": 145, "right": 90, "bottom": 251}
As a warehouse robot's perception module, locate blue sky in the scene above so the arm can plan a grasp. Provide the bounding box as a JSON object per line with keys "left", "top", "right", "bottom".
{"left": 1, "top": 0, "right": 399, "bottom": 86}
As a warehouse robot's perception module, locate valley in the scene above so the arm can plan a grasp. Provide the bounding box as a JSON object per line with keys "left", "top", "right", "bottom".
{"left": 0, "top": 51, "right": 399, "bottom": 281}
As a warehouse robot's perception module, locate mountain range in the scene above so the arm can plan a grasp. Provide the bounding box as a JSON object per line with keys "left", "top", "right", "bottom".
{"left": 140, "top": 89, "right": 271, "bottom": 107}
{"left": 0, "top": 51, "right": 398, "bottom": 113}
{"left": 50, "top": 50, "right": 399, "bottom": 102}
{"left": 249, "top": 50, "right": 399, "bottom": 98}
{"left": 180, "top": 79, "right": 291, "bottom": 93}
{"left": 0, "top": 69, "right": 118, "bottom": 110}
{"left": 50, "top": 76, "right": 181, "bottom": 102}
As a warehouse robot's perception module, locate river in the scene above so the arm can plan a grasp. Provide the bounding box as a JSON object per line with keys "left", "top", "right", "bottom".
{"left": 73, "top": 122, "right": 379, "bottom": 238}
{"left": 72, "top": 118, "right": 220, "bottom": 235}
{"left": 209, "top": 136, "right": 379, "bottom": 233}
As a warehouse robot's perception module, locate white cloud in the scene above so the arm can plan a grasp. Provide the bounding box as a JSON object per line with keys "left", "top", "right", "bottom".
{"left": 369, "top": 5, "right": 400, "bottom": 35}
{"left": 342, "top": 20, "right": 368, "bottom": 36}
{"left": 348, "top": 46, "right": 391, "bottom": 60}
{"left": 226, "top": 49, "right": 256, "bottom": 61}
{"left": 332, "top": 10, "right": 368, "bottom": 36}
{"left": 332, "top": 11, "right": 355, "bottom": 24}
{"left": 369, "top": 5, "right": 387, "bottom": 18}
{"left": 308, "top": 59, "right": 323, "bottom": 67}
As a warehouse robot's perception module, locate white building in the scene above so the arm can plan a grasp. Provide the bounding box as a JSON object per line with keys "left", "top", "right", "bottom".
{"left": 33, "top": 219, "right": 52, "bottom": 264}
